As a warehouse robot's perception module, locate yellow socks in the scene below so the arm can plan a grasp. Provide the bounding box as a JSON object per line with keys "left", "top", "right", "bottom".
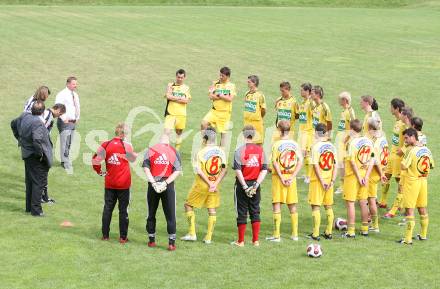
{"left": 389, "top": 193, "right": 403, "bottom": 215}
{"left": 273, "top": 212, "right": 281, "bottom": 238}
{"left": 371, "top": 214, "right": 379, "bottom": 230}
{"left": 205, "top": 215, "right": 217, "bottom": 241}
{"left": 347, "top": 224, "right": 355, "bottom": 236}
{"left": 420, "top": 214, "right": 429, "bottom": 239}
{"left": 290, "top": 212, "right": 298, "bottom": 238}
{"left": 405, "top": 216, "right": 415, "bottom": 243}
{"left": 186, "top": 211, "right": 196, "bottom": 236}
{"left": 380, "top": 183, "right": 390, "bottom": 205}
{"left": 312, "top": 210, "right": 320, "bottom": 238}
{"left": 325, "top": 208, "right": 334, "bottom": 235}
{"left": 361, "top": 222, "right": 369, "bottom": 235}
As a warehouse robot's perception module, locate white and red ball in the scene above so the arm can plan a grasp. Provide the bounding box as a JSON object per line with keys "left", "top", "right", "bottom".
{"left": 334, "top": 217, "right": 348, "bottom": 231}
{"left": 306, "top": 243, "right": 323, "bottom": 258}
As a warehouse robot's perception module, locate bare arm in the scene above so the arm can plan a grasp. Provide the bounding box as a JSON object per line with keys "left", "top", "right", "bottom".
{"left": 165, "top": 170, "right": 181, "bottom": 184}
{"left": 350, "top": 160, "right": 363, "bottom": 185}
{"left": 235, "top": 169, "right": 247, "bottom": 188}
{"left": 143, "top": 167, "right": 156, "bottom": 183}
{"left": 261, "top": 108, "right": 266, "bottom": 118}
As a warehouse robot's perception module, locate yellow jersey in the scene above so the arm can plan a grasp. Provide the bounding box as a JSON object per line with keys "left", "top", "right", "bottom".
{"left": 244, "top": 90, "right": 266, "bottom": 121}
{"left": 312, "top": 101, "right": 332, "bottom": 128}
{"left": 271, "top": 139, "right": 302, "bottom": 175}
{"left": 298, "top": 97, "right": 313, "bottom": 132}
{"left": 165, "top": 83, "right": 191, "bottom": 116}
{"left": 211, "top": 80, "right": 237, "bottom": 113}
{"left": 345, "top": 136, "right": 374, "bottom": 177}
{"left": 401, "top": 146, "right": 434, "bottom": 181}
{"left": 310, "top": 141, "right": 337, "bottom": 181}
{"left": 337, "top": 106, "right": 355, "bottom": 132}
{"left": 390, "top": 120, "right": 407, "bottom": 154}
{"left": 275, "top": 95, "right": 298, "bottom": 127}
{"left": 194, "top": 144, "right": 227, "bottom": 185}
{"left": 371, "top": 135, "right": 389, "bottom": 176}
{"left": 362, "top": 110, "right": 381, "bottom": 135}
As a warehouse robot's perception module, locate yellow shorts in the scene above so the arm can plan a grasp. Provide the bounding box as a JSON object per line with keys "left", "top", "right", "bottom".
{"left": 308, "top": 180, "right": 334, "bottom": 206}
{"left": 385, "top": 154, "right": 402, "bottom": 178}
{"left": 271, "top": 174, "right": 297, "bottom": 204}
{"left": 186, "top": 180, "right": 220, "bottom": 209}
{"left": 402, "top": 178, "right": 427, "bottom": 208}
{"left": 343, "top": 174, "right": 368, "bottom": 202}
{"left": 164, "top": 115, "right": 186, "bottom": 130}
{"left": 298, "top": 130, "right": 313, "bottom": 154}
{"left": 203, "top": 109, "right": 231, "bottom": 133}
{"left": 244, "top": 119, "right": 264, "bottom": 144}
{"left": 368, "top": 174, "right": 381, "bottom": 198}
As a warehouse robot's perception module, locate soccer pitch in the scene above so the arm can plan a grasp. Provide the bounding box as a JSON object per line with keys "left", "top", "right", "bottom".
{"left": 1, "top": 4, "right": 439, "bottom": 289}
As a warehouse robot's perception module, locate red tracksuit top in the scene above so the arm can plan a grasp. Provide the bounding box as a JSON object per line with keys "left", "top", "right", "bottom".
{"left": 233, "top": 143, "right": 268, "bottom": 181}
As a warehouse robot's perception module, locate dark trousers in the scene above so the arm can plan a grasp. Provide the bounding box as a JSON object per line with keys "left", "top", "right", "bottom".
{"left": 102, "top": 188, "right": 130, "bottom": 238}
{"left": 24, "top": 156, "right": 48, "bottom": 215}
{"left": 146, "top": 182, "right": 176, "bottom": 241}
{"left": 234, "top": 180, "right": 261, "bottom": 225}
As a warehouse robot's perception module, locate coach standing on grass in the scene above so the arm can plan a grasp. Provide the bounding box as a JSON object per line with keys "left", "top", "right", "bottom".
{"left": 16, "top": 101, "right": 53, "bottom": 216}
{"left": 143, "top": 134, "right": 182, "bottom": 251}
{"left": 56, "top": 76, "right": 80, "bottom": 172}
{"left": 92, "top": 123, "right": 137, "bottom": 244}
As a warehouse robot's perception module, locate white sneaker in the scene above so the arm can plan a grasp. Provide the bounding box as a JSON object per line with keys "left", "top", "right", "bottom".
{"left": 368, "top": 227, "right": 380, "bottom": 233}
{"left": 335, "top": 187, "right": 343, "bottom": 195}
{"left": 265, "top": 236, "right": 281, "bottom": 242}
{"left": 290, "top": 236, "right": 299, "bottom": 241}
{"left": 304, "top": 176, "right": 310, "bottom": 184}
{"left": 180, "top": 234, "right": 197, "bottom": 241}
{"left": 230, "top": 241, "right": 244, "bottom": 247}
{"left": 203, "top": 239, "right": 212, "bottom": 244}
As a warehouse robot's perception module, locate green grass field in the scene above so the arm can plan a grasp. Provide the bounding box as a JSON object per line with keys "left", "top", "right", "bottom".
{"left": 1, "top": 4, "right": 440, "bottom": 289}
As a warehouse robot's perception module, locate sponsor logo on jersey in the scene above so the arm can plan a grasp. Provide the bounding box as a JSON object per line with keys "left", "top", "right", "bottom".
{"left": 391, "top": 133, "right": 399, "bottom": 146}
{"left": 246, "top": 155, "right": 260, "bottom": 167}
{"left": 298, "top": 112, "right": 307, "bottom": 123}
{"left": 154, "top": 153, "right": 170, "bottom": 165}
{"left": 245, "top": 100, "right": 257, "bottom": 113}
{"left": 338, "top": 120, "right": 345, "bottom": 131}
{"left": 277, "top": 109, "right": 292, "bottom": 121}
{"left": 108, "top": 153, "right": 121, "bottom": 165}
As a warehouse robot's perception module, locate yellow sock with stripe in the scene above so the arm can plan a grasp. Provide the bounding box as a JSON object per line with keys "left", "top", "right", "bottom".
{"left": 312, "top": 210, "right": 320, "bottom": 238}
{"left": 290, "top": 212, "right": 298, "bottom": 238}
{"left": 361, "top": 222, "right": 369, "bottom": 234}
{"left": 273, "top": 212, "right": 281, "bottom": 238}
{"left": 371, "top": 214, "right": 379, "bottom": 230}
{"left": 205, "top": 215, "right": 216, "bottom": 241}
{"left": 347, "top": 224, "right": 355, "bottom": 236}
{"left": 420, "top": 215, "right": 429, "bottom": 239}
{"left": 325, "top": 208, "right": 334, "bottom": 235}
{"left": 175, "top": 135, "right": 183, "bottom": 151}
{"left": 380, "top": 183, "right": 390, "bottom": 205}
{"left": 186, "top": 211, "right": 196, "bottom": 236}
{"left": 405, "top": 216, "right": 415, "bottom": 243}
{"left": 389, "top": 193, "right": 403, "bottom": 215}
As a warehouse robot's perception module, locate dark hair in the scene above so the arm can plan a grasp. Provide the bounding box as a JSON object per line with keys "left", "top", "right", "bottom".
{"left": 279, "top": 81, "right": 291, "bottom": 90}
{"left": 350, "top": 119, "right": 362, "bottom": 133}
{"left": 315, "top": 123, "right": 327, "bottom": 135}
{"left": 401, "top": 107, "right": 414, "bottom": 119}
{"left": 31, "top": 100, "right": 45, "bottom": 116}
{"left": 411, "top": 117, "right": 423, "bottom": 131}
{"left": 66, "top": 76, "right": 77, "bottom": 84}
{"left": 248, "top": 75, "right": 259, "bottom": 87}
{"left": 220, "top": 67, "right": 231, "bottom": 77}
{"left": 33, "top": 86, "right": 51, "bottom": 101}
{"left": 243, "top": 125, "right": 255, "bottom": 139}
{"left": 176, "top": 69, "right": 186, "bottom": 76}
{"left": 301, "top": 82, "right": 312, "bottom": 92}
{"left": 312, "top": 85, "right": 324, "bottom": 98}
{"left": 361, "top": 95, "right": 378, "bottom": 111}
{"left": 391, "top": 98, "right": 405, "bottom": 112}
{"left": 202, "top": 126, "right": 217, "bottom": 142}
{"left": 53, "top": 103, "right": 66, "bottom": 114}
{"left": 403, "top": 127, "right": 418, "bottom": 141}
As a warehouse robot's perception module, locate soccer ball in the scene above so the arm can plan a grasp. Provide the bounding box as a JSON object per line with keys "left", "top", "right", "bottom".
{"left": 334, "top": 217, "right": 348, "bottom": 231}
{"left": 306, "top": 243, "right": 322, "bottom": 258}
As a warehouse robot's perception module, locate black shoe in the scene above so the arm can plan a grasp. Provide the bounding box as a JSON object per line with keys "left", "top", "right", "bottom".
{"left": 31, "top": 212, "right": 44, "bottom": 217}
{"left": 306, "top": 233, "right": 320, "bottom": 241}
{"left": 360, "top": 232, "right": 369, "bottom": 237}
{"left": 47, "top": 198, "right": 55, "bottom": 204}
{"left": 61, "top": 162, "right": 65, "bottom": 168}
{"left": 321, "top": 233, "right": 333, "bottom": 240}
{"left": 416, "top": 234, "right": 427, "bottom": 241}
{"left": 342, "top": 232, "right": 355, "bottom": 238}
{"left": 396, "top": 238, "right": 412, "bottom": 245}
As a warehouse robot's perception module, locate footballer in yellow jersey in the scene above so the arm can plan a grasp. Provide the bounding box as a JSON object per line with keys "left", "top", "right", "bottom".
{"left": 182, "top": 127, "right": 227, "bottom": 244}
{"left": 360, "top": 95, "right": 381, "bottom": 135}
{"left": 311, "top": 86, "right": 332, "bottom": 134}
{"left": 411, "top": 117, "right": 427, "bottom": 146}
{"left": 273, "top": 81, "right": 298, "bottom": 142}
{"left": 342, "top": 119, "right": 374, "bottom": 238}
{"left": 266, "top": 120, "right": 303, "bottom": 242}
{"left": 243, "top": 75, "right": 266, "bottom": 144}
{"left": 308, "top": 123, "right": 337, "bottom": 240}
{"left": 365, "top": 119, "right": 389, "bottom": 232}
{"left": 398, "top": 128, "right": 434, "bottom": 244}
{"left": 164, "top": 69, "right": 192, "bottom": 150}
{"left": 202, "top": 67, "right": 236, "bottom": 147}
{"left": 297, "top": 83, "right": 314, "bottom": 181}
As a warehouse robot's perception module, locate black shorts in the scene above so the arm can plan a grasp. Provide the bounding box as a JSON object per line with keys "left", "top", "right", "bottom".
{"left": 234, "top": 179, "right": 261, "bottom": 225}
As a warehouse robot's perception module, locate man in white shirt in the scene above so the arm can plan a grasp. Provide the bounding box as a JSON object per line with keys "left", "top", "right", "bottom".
{"left": 55, "top": 76, "right": 80, "bottom": 172}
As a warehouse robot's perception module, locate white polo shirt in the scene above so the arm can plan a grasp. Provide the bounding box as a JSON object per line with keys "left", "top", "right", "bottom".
{"left": 55, "top": 87, "right": 80, "bottom": 122}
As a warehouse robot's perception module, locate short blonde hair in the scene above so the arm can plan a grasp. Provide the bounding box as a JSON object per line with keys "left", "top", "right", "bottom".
{"left": 367, "top": 117, "right": 380, "bottom": 131}
{"left": 339, "top": 91, "right": 351, "bottom": 104}
{"left": 115, "top": 123, "right": 129, "bottom": 137}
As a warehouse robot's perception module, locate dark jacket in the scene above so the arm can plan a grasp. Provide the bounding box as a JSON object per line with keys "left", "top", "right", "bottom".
{"left": 18, "top": 113, "right": 53, "bottom": 168}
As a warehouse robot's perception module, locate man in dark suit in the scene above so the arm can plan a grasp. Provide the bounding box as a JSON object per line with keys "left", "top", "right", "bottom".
{"left": 15, "top": 101, "right": 53, "bottom": 216}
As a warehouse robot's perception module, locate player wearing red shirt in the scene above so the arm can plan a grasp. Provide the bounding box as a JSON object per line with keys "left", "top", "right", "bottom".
{"left": 143, "top": 134, "right": 182, "bottom": 251}
{"left": 231, "top": 125, "right": 268, "bottom": 247}
{"left": 92, "top": 123, "right": 137, "bottom": 244}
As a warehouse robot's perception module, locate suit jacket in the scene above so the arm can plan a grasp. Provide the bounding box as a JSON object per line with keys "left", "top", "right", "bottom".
{"left": 11, "top": 112, "right": 26, "bottom": 145}
{"left": 19, "top": 113, "right": 53, "bottom": 168}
